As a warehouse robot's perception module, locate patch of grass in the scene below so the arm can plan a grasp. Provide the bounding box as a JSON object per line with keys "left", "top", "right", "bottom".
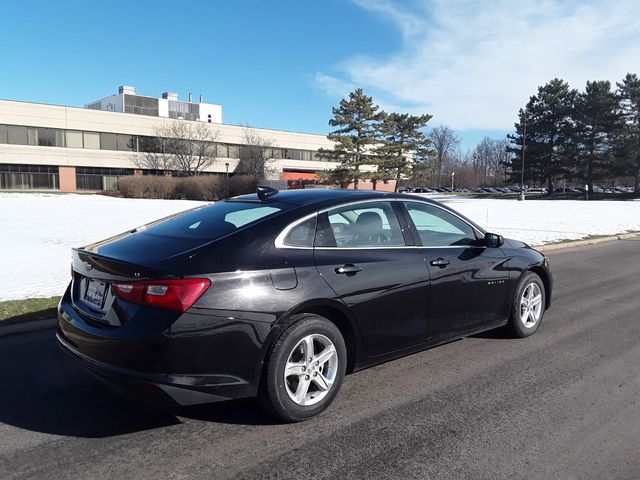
{"left": 0, "top": 296, "right": 60, "bottom": 324}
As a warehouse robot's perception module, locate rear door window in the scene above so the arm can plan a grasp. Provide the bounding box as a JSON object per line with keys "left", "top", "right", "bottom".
{"left": 321, "top": 201, "right": 405, "bottom": 247}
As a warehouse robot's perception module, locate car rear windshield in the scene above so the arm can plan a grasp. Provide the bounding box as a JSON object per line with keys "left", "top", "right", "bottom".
{"left": 141, "top": 201, "right": 286, "bottom": 239}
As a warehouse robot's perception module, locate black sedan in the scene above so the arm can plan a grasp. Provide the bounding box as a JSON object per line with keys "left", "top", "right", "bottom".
{"left": 57, "top": 187, "right": 553, "bottom": 422}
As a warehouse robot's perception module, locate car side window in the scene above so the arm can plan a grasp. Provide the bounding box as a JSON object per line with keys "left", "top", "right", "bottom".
{"left": 405, "top": 202, "right": 477, "bottom": 247}
{"left": 323, "top": 201, "right": 405, "bottom": 247}
{"left": 283, "top": 216, "right": 317, "bottom": 247}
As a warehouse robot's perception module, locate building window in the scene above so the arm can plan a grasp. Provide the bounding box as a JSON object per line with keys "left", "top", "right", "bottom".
{"left": 76, "top": 167, "right": 133, "bottom": 191}
{"left": 138, "top": 135, "right": 162, "bottom": 153}
{"left": 228, "top": 145, "right": 239, "bottom": 158}
{"left": 66, "top": 130, "right": 83, "bottom": 148}
{"left": 7, "top": 125, "right": 28, "bottom": 145}
{"left": 83, "top": 131, "right": 100, "bottom": 150}
{"left": 207, "top": 114, "right": 212, "bottom": 123}
{"left": 27, "top": 127, "right": 65, "bottom": 147}
{"left": 0, "top": 125, "right": 7, "bottom": 144}
{"left": 0, "top": 164, "right": 59, "bottom": 190}
{"left": 117, "top": 134, "right": 135, "bottom": 151}
{"left": 99, "top": 132, "right": 118, "bottom": 151}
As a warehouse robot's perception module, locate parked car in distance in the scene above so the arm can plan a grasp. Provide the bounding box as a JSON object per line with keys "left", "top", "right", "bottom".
{"left": 412, "top": 187, "right": 434, "bottom": 193}
{"left": 57, "top": 188, "right": 553, "bottom": 422}
{"left": 525, "top": 187, "right": 547, "bottom": 194}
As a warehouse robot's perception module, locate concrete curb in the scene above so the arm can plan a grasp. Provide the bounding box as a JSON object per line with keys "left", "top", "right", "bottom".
{"left": 2, "top": 232, "right": 639, "bottom": 338}
{"left": 0, "top": 317, "right": 57, "bottom": 337}
{"left": 534, "top": 232, "right": 640, "bottom": 252}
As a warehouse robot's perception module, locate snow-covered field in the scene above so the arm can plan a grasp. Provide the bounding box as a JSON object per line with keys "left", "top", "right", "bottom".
{"left": 1, "top": 192, "right": 639, "bottom": 301}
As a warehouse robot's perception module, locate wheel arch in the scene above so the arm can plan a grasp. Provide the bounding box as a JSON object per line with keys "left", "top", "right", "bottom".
{"left": 265, "top": 299, "right": 361, "bottom": 375}
{"left": 529, "top": 266, "right": 551, "bottom": 309}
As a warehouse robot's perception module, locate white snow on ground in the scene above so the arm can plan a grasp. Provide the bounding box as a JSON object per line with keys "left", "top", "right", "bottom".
{"left": 422, "top": 195, "right": 640, "bottom": 245}
{"left": 1, "top": 192, "right": 639, "bottom": 301}
{"left": 0, "top": 193, "right": 206, "bottom": 301}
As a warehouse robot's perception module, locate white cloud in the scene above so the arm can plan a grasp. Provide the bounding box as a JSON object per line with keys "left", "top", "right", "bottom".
{"left": 315, "top": 0, "right": 640, "bottom": 131}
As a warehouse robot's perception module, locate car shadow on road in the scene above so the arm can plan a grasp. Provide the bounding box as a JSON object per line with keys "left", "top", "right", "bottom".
{"left": 0, "top": 331, "right": 277, "bottom": 439}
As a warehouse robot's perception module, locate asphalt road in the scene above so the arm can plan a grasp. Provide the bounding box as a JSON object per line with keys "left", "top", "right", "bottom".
{"left": 1, "top": 239, "right": 639, "bottom": 480}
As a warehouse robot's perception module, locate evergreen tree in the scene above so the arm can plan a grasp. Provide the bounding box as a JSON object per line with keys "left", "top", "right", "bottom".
{"left": 507, "top": 79, "right": 576, "bottom": 192}
{"left": 375, "top": 112, "right": 432, "bottom": 191}
{"left": 573, "top": 80, "right": 622, "bottom": 193}
{"left": 616, "top": 73, "right": 640, "bottom": 195}
{"left": 318, "top": 89, "right": 383, "bottom": 189}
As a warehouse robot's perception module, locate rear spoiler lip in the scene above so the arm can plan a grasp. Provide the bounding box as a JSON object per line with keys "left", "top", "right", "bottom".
{"left": 72, "top": 248, "right": 171, "bottom": 282}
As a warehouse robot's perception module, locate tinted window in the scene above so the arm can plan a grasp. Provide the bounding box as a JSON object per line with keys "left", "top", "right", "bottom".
{"left": 100, "top": 133, "right": 118, "bottom": 150}
{"left": 7, "top": 125, "right": 27, "bottom": 145}
{"left": 323, "top": 201, "right": 405, "bottom": 247}
{"left": 405, "top": 202, "right": 477, "bottom": 246}
{"left": 142, "top": 201, "right": 285, "bottom": 239}
{"left": 283, "top": 216, "right": 317, "bottom": 247}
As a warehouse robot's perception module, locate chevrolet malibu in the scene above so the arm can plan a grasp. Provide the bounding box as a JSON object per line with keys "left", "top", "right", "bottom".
{"left": 57, "top": 188, "right": 552, "bottom": 422}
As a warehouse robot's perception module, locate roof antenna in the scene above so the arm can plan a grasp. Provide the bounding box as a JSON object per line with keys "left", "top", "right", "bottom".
{"left": 257, "top": 185, "right": 279, "bottom": 201}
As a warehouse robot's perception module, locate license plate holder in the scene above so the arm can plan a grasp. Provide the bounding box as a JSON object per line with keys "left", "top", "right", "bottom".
{"left": 84, "top": 278, "right": 107, "bottom": 308}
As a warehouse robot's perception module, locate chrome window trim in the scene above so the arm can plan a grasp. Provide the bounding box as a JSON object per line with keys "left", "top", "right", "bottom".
{"left": 274, "top": 198, "right": 485, "bottom": 250}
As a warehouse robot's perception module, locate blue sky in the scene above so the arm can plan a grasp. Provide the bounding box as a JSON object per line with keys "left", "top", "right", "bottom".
{"left": 1, "top": 1, "right": 639, "bottom": 151}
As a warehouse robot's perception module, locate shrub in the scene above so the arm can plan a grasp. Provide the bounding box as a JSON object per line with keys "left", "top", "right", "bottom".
{"left": 228, "top": 175, "right": 257, "bottom": 197}
{"left": 118, "top": 176, "right": 176, "bottom": 199}
{"left": 118, "top": 175, "right": 227, "bottom": 200}
{"left": 176, "top": 176, "right": 223, "bottom": 201}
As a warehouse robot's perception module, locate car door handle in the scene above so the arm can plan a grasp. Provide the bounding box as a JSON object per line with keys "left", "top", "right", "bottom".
{"left": 430, "top": 258, "right": 451, "bottom": 268}
{"left": 335, "top": 264, "right": 362, "bottom": 275}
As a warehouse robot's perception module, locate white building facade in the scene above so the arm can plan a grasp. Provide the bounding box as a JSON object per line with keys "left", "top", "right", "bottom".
{"left": 0, "top": 87, "right": 390, "bottom": 193}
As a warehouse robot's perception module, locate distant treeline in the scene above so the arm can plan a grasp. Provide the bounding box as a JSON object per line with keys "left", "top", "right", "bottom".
{"left": 506, "top": 75, "right": 640, "bottom": 194}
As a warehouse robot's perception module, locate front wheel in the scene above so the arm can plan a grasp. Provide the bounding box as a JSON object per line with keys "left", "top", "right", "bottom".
{"left": 259, "top": 314, "right": 347, "bottom": 422}
{"left": 507, "top": 272, "right": 546, "bottom": 338}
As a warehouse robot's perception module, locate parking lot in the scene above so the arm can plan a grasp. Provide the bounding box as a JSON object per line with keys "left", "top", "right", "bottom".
{"left": 2, "top": 239, "right": 639, "bottom": 480}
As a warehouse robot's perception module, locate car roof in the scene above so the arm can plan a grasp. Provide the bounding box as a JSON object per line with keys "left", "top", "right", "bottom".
{"left": 233, "top": 189, "right": 414, "bottom": 206}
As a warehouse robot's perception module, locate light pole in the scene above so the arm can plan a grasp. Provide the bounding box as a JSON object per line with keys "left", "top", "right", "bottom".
{"left": 519, "top": 109, "right": 527, "bottom": 201}
{"left": 451, "top": 171, "right": 455, "bottom": 190}
{"left": 225, "top": 162, "right": 229, "bottom": 198}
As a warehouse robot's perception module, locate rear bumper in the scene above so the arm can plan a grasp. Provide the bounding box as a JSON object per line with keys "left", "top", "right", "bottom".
{"left": 57, "top": 288, "right": 266, "bottom": 405}
{"left": 56, "top": 332, "right": 233, "bottom": 405}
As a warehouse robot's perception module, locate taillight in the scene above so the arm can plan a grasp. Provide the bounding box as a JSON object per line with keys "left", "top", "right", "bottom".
{"left": 113, "top": 278, "right": 211, "bottom": 312}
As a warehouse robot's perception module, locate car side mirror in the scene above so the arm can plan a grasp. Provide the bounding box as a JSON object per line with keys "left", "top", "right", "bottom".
{"left": 485, "top": 232, "right": 504, "bottom": 248}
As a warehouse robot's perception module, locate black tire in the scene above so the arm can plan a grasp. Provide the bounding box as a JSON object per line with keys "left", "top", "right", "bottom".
{"left": 507, "top": 271, "right": 546, "bottom": 338}
{"left": 259, "top": 313, "right": 347, "bottom": 422}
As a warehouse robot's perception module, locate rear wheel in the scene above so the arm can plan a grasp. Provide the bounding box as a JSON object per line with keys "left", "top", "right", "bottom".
{"left": 507, "top": 272, "right": 546, "bottom": 338}
{"left": 259, "top": 314, "right": 346, "bottom": 422}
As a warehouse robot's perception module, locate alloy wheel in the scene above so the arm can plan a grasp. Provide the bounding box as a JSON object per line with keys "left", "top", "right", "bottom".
{"left": 284, "top": 334, "right": 338, "bottom": 406}
{"left": 520, "top": 282, "right": 543, "bottom": 328}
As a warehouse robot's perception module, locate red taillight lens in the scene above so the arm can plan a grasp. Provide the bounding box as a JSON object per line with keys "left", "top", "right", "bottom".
{"left": 113, "top": 278, "right": 211, "bottom": 312}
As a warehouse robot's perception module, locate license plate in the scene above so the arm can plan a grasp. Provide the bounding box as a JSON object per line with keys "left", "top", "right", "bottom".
{"left": 85, "top": 279, "right": 107, "bottom": 308}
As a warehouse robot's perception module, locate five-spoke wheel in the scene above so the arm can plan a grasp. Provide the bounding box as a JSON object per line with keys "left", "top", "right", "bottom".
{"left": 260, "top": 313, "right": 347, "bottom": 422}
{"left": 508, "top": 272, "right": 546, "bottom": 338}
{"left": 284, "top": 334, "right": 338, "bottom": 406}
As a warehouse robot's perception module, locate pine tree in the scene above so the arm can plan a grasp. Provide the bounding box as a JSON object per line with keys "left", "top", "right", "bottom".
{"left": 616, "top": 73, "right": 640, "bottom": 195}
{"left": 507, "top": 79, "right": 576, "bottom": 193}
{"left": 318, "top": 89, "right": 383, "bottom": 189}
{"left": 375, "top": 112, "right": 432, "bottom": 191}
{"left": 573, "top": 80, "right": 622, "bottom": 194}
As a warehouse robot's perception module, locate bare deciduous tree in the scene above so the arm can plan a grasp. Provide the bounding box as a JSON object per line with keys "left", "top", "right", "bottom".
{"left": 134, "top": 121, "right": 219, "bottom": 176}
{"left": 238, "top": 126, "right": 277, "bottom": 181}
{"left": 428, "top": 125, "right": 460, "bottom": 187}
